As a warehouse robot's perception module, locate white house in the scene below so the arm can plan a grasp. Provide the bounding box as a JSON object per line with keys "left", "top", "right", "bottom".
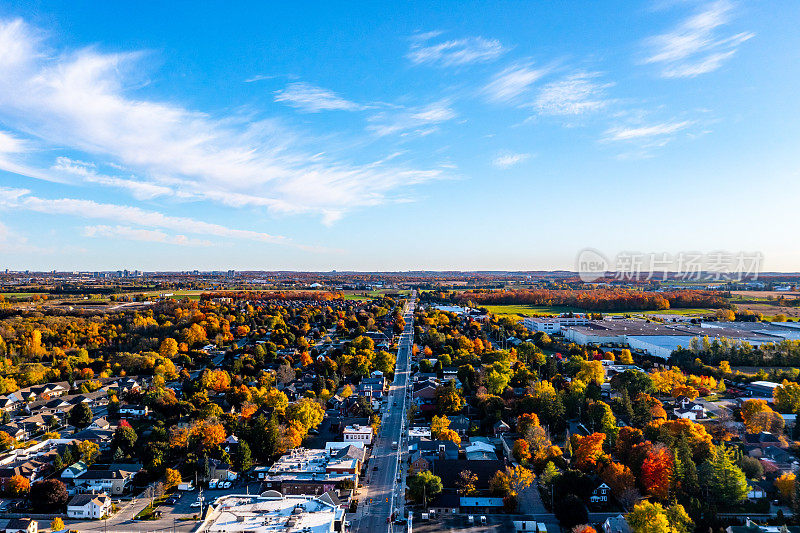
{"left": 343, "top": 424, "right": 373, "bottom": 444}
{"left": 673, "top": 396, "right": 706, "bottom": 420}
{"left": 67, "top": 493, "right": 112, "bottom": 519}
{"left": 590, "top": 482, "right": 610, "bottom": 504}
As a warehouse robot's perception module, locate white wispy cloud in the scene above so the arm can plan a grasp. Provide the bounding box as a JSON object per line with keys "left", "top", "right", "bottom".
{"left": 0, "top": 18, "right": 447, "bottom": 224}
{"left": 53, "top": 157, "right": 175, "bottom": 200}
{"left": 534, "top": 72, "right": 612, "bottom": 115}
{"left": 643, "top": 0, "right": 754, "bottom": 78}
{"left": 484, "top": 63, "right": 548, "bottom": 104}
{"left": 367, "top": 101, "right": 457, "bottom": 137}
{"left": 604, "top": 120, "right": 692, "bottom": 141}
{"left": 83, "top": 225, "right": 213, "bottom": 246}
{"left": 244, "top": 74, "right": 277, "bottom": 83}
{"left": 492, "top": 152, "right": 531, "bottom": 169}
{"left": 0, "top": 186, "right": 296, "bottom": 246}
{"left": 0, "top": 130, "right": 26, "bottom": 154}
{"left": 274, "top": 82, "right": 363, "bottom": 112}
{"left": 407, "top": 33, "right": 506, "bottom": 67}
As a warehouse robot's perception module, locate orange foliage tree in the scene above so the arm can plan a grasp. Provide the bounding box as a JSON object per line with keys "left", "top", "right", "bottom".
{"left": 571, "top": 433, "right": 606, "bottom": 471}
{"left": 641, "top": 445, "right": 674, "bottom": 500}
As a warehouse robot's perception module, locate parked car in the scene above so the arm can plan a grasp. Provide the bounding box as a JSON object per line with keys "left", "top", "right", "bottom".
{"left": 190, "top": 501, "right": 202, "bottom": 508}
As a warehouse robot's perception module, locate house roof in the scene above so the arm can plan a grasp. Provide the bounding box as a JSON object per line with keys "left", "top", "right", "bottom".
{"left": 68, "top": 493, "right": 111, "bottom": 507}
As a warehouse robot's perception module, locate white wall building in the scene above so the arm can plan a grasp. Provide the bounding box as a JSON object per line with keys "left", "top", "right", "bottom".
{"left": 202, "top": 492, "right": 344, "bottom": 533}
{"left": 522, "top": 316, "right": 589, "bottom": 334}
{"left": 67, "top": 493, "right": 112, "bottom": 519}
{"left": 343, "top": 424, "right": 373, "bottom": 444}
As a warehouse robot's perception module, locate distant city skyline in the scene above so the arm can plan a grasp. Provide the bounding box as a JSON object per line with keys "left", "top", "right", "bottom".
{"left": 1, "top": 1, "right": 799, "bottom": 271}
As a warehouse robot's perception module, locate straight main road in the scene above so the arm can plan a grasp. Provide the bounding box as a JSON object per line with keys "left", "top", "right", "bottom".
{"left": 354, "top": 291, "right": 415, "bottom": 533}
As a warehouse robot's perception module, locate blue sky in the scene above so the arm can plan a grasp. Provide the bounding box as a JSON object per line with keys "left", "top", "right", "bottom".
{"left": 0, "top": 1, "right": 799, "bottom": 271}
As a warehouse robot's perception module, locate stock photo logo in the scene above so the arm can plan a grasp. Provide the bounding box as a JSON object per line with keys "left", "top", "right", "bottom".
{"left": 576, "top": 249, "right": 763, "bottom": 282}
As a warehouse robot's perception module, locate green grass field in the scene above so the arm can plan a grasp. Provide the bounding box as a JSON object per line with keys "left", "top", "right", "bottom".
{"left": 483, "top": 304, "right": 584, "bottom": 317}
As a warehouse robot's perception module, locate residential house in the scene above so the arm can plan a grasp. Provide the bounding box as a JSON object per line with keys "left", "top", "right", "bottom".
{"left": 88, "top": 418, "right": 111, "bottom": 430}
{"left": 72, "top": 469, "right": 135, "bottom": 495}
{"left": 673, "top": 396, "right": 706, "bottom": 420}
{"left": 448, "top": 415, "right": 471, "bottom": 436}
{"left": 0, "top": 459, "right": 52, "bottom": 491}
{"left": 603, "top": 515, "right": 631, "bottom": 533}
{"left": 493, "top": 420, "right": 511, "bottom": 436}
{"left": 465, "top": 439, "right": 497, "bottom": 461}
{"left": 409, "top": 452, "right": 431, "bottom": 475}
{"left": 0, "top": 518, "right": 38, "bottom": 533}
{"left": 744, "top": 431, "right": 785, "bottom": 450}
{"left": 590, "top": 481, "right": 610, "bottom": 505}
{"left": 67, "top": 493, "right": 112, "bottom": 519}
{"left": 61, "top": 461, "right": 88, "bottom": 480}
{"left": 414, "top": 440, "right": 459, "bottom": 461}
{"left": 209, "top": 459, "right": 237, "bottom": 481}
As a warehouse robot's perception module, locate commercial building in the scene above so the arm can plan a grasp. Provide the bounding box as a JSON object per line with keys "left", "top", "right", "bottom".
{"left": 202, "top": 492, "right": 345, "bottom": 533}
{"left": 559, "top": 319, "right": 792, "bottom": 360}
{"left": 522, "top": 316, "right": 589, "bottom": 334}
{"left": 342, "top": 424, "right": 372, "bottom": 444}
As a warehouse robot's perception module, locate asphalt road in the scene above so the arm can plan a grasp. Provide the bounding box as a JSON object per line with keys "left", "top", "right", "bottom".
{"left": 354, "top": 293, "right": 415, "bottom": 533}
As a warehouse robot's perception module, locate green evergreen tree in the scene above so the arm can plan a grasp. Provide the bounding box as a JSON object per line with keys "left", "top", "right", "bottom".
{"left": 702, "top": 444, "right": 749, "bottom": 504}
{"left": 674, "top": 435, "right": 699, "bottom": 498}
{"left": 235, "top": 441, "right": 253, "bottom": 472}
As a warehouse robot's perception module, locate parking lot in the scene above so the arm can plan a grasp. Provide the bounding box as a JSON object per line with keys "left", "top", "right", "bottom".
{"left": 63, "top": 481, "right": 264, "bottom": 533}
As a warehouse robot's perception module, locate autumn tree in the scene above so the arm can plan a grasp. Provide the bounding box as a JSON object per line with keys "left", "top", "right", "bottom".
{"left": 775, "top": 472, "right": 795, "bottom": 502}
{"left": 774, "top": 380, "right": 800, "bottom": 413}
{"left": 435, "top": 382, "right": 464, "bottom": 414}
{"left": 0, "top": 431, "right": 15, "bottom": 452}
{"left": 640, "top": 445, "right": 673, "bottom": 500}
{"left": 601, "top": 461, "right": 636, "bottom": 500}
{"left": 456, "top": 470, "right": 478, "bottom": 496}
{"left": 626, "top": 501, "right": 692, "bottom": 533}
{"left": 77, "top": 440, "right": 100, "bottom": 465}
{"left": 159, "top": 338, "right": 179, "bottom": 358}
{"left": 165, "top": 468, "right": 181, "bottom": 489}
{"left": 7, "top": 474, "right": 30, "bottom": 496}
{"left": 51, "top": 517, "right": 65, "bottom": 531}
{"left": 286, "top": 398, "right": 324, "bottom": 433}
{"left": 577, "top": 360, "right": 604, "bottom": 385}
{"left": 513, "top": 439, "right": 531, "bottom": 464}
{"left": 741, "top": 399, "right": 784, "bottom": 434}
{"left": 571, "top": 433, "right": 606, "bottom": 471}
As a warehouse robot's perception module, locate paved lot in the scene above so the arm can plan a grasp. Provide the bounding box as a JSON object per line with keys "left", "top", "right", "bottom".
{"left": 64, "top": 482, "right": 263, "bottom": 533}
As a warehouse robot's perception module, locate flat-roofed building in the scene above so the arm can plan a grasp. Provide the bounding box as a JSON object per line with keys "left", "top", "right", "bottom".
{"left": 203, "top": 492, "right": 344, "bottom": 533}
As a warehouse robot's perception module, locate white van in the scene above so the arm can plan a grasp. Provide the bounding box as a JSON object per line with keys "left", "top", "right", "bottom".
{"left": 480, "top": 516, "right": 487, "bottom": 524}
